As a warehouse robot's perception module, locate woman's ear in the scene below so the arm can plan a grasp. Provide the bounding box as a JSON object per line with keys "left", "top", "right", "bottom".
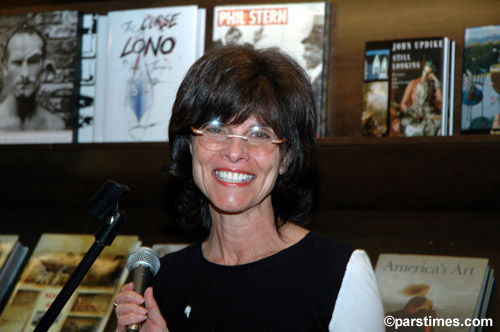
{"left": 279, "top": 151, "right": 291, "bottom": 175}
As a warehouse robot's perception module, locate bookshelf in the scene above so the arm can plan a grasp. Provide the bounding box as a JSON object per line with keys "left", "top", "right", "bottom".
{"left": 1, "top": 0, "right": 499, "bottom": 330}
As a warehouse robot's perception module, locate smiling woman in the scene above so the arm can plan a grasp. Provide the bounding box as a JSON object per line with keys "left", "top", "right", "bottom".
{"left": 113, "top": 43, "right": 385, "bottom": 332}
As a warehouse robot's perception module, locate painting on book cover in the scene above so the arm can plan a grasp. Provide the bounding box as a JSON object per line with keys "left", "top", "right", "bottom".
{"left": 212, "top": 2, "right": 329, "bottom": 137}
{"left": 461, "top": 25, "right": 500, "bottom": 134}
{"left": 0, "top": 11, "right": 80, "bottom": 144}
{"left": 103, "top": 6, "right": 201, "bottom": 142}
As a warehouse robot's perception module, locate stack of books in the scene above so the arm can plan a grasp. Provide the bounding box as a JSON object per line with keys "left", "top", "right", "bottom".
{"left": 0, "top": 233, "right": 140, "bottom": 332}
{"left": 0, "top": 235, "right": 28, "bottom": 313}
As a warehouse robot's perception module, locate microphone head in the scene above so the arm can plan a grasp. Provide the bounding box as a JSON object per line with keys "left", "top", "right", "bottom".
{"left": 126, "top": 247, "right": 161, "bottom": 276}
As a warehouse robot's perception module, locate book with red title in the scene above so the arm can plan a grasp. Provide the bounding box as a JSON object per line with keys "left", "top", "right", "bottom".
{"left": 212, "top": 2, "right": 330, "bottom": 137}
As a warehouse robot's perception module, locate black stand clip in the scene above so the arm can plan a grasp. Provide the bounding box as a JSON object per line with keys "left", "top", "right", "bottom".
{"left": 34, "top": 180, "right": 129, "bottom": 332}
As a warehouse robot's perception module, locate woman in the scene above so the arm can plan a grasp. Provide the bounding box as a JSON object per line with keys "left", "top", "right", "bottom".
{"left": 115, "top": 44, "right": 384, "bottom": 332}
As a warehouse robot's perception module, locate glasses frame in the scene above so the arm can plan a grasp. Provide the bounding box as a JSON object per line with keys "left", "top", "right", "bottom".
{"left": 191, "top": 122, "right": 286, "bottom": 155}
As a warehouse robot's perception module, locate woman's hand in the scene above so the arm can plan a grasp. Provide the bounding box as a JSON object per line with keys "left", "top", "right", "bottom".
{"left": 115, "top": 282, "right": 168, "bottom": 332}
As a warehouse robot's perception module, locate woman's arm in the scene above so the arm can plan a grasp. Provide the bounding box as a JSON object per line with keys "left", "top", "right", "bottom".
{"left": 328, "top": 249, "right": 386, "bottom": 332}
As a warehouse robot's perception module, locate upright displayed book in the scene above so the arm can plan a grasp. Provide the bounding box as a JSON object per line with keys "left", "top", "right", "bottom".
{"left": 362, "top": 37, "right": 455, "bottom": 137}
{"left": 0, "top": 233, "right": 140, "bottom": 332}
{"left": 375, "top": 253, "right": 495, "bottom": 332}
{"left": 0, "top": 10, "right": 81, "bottom": 144}
{"left": 91, "top": 14, "right": 108, "bottom": 143}
{"left": 77, "top": 13, "right": 98, "bottom": 143}
{"left": 99, "top": 5, "right": 205, "bottom": 142}
{"left": 0, "top": 235, "right": 28, "bottom": 312}
{"left": 212, "top": 2, "right": 330, "bottom": 138}
{"left": 460, "top": 25, "right": 500, "bottom": 134}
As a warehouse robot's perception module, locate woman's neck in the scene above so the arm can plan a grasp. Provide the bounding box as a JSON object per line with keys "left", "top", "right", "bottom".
{"left": 202, "top": 208, "right": 308, "bottom": 266}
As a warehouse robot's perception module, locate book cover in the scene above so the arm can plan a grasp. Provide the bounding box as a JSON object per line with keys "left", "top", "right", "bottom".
{"left": 0, "top": 10, "right": 81, "bottom": 144}
{"left": 212, "top": 2, "right": 330, "bottom": 138}
{"left": 0, "top": 233, "right": 140, "bottom": 332}
{"left": 375, "top": 253, "right": 491, "bottom": 332}
{"left": 460, "top": 25, "right": 500, "bottom": 134}
{"left": 362, "top": 37, "right": 454, "bottom": 137}
{"left": 102, "top": 6, "right": 205, "bottom": 142}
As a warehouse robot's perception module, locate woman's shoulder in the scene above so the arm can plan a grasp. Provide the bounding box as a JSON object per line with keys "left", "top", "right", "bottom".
{"left": 283, "top": 231, "right": 357, "bottom": 271}
{"left": 302, "top": 231, "right": 356, "bottom": 255}
{"left": 158, "top": 242, "right": 201, "bottom": 265}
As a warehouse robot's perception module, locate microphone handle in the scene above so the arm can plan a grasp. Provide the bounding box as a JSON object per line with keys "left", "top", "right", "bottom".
{"left": 132, "top": 265, "right": 154, "bottom": 295}
{"left": 126, "top": 265, "right": 154, "bottom": 332}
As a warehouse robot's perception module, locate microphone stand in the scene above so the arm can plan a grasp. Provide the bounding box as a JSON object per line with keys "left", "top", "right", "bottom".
{"left": 34, "top": 180, "right": 129, "bottom": 332}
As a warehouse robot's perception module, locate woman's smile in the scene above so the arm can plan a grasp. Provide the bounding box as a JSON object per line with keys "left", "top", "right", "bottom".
{"left": 213, "top": 169, "right": 256, "bottom": 185}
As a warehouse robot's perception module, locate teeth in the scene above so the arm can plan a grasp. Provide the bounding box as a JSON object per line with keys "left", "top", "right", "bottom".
{"left": 215, "top": 171, "right": 255, "bottom": 183}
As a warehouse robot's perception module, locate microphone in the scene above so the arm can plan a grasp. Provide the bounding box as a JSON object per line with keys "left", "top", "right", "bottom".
{"left": 125, "top": 247, "right": 161, "bottom": 332}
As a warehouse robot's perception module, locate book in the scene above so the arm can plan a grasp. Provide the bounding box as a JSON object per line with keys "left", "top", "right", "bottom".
{"left": 477, "top": 268, "right": 495, "bottom": 332}
{"left": 77, "top": 13, "right": 98, "bottom": 143}
{"left": 151, "top": 243, "right": 189, "bottom": 258}
{"left": 100, "top": 6, "right": 205, "bottom": 142}
{"left": 375, "top": 253, "right": 494, "bottom": 332}
{"left": 92, "top": 15, "right": 108, "bottom": 143}
{"left": 460, "top": 25, "right": 500, "bottom": 134}
{"left": 0, "top": 233, "right": 140, "bottom": 332}
{"left": 362, "top": 37, "right": 455, "bottom": 137}
{"left": 0, "top": 235, "right": 28, "bottom": 313}
{"left": 212, "top": 2, "right": 330, "bottom": 138}
{"left": 0, "top": 10, "right": 82, "bottom": 144}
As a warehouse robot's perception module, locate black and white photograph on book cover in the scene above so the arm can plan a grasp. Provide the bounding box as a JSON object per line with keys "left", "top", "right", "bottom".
{"left": 461, "top": 25, "right": 500, "bottom": 134}
{"left": 0, "top": 11, "right": 80, "bottom": 144}
{"left": 212, "top": 2, "right": 330, "bottom": 137}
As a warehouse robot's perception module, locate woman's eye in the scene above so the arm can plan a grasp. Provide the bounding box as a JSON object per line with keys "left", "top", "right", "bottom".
{"left": 206, "top": 126, "right": 224, "bottom": 135}
{"left": 249, "top": 130, "right": 271, "bottom": 140}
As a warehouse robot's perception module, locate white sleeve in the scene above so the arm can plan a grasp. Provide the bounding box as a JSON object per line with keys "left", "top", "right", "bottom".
{"left": 328, "top": 249, "right": 385, "bottom": 332}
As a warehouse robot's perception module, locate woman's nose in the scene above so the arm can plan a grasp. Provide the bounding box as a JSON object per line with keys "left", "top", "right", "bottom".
{"left": 220, "top": 136, "right": 250, "bottom": 162}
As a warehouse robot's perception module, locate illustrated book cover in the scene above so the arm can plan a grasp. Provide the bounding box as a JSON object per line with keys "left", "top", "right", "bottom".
{"left": 362, "top": 37, "right": 455, "bottom": 137}
{"left": 101, "top": 5, "right": 205, "bottom": 142}
{"left": 0, "top": 233, "right": 140, "bottom": 332}
{"left": 460, "top": 25, "right": 500, "bottom": 134}
{"left": 0, "top": 10, "right": 82, "bottom": 144}
{"left": 212, "top": 2, "right": 330, "bottom": 137}
{"left": 375, "top": 253, "right": 493, "bottom": 332}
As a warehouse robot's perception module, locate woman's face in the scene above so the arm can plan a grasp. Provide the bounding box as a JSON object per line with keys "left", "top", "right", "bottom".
{"left": 191, "top": 116, "right": 286, "bottom": 216}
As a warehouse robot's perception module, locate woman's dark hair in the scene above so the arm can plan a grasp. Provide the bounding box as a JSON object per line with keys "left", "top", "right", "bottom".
{"left": 168, "top": 43, "right": 317, "bottom": 239}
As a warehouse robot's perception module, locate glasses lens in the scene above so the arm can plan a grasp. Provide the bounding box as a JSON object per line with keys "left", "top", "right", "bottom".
{"left": 199, "top": 122, "right": 228, "bottom": 150}
{"left": 195, "top": 122, "right": 282, "bottom": 156}
{"left": 246, "top": 126, "right": 276, "bottom": 155}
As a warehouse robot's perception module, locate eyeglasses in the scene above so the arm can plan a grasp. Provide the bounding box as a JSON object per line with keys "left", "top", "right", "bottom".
{"left": 191, "top": 120, "right": 286, "bottom": 156}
